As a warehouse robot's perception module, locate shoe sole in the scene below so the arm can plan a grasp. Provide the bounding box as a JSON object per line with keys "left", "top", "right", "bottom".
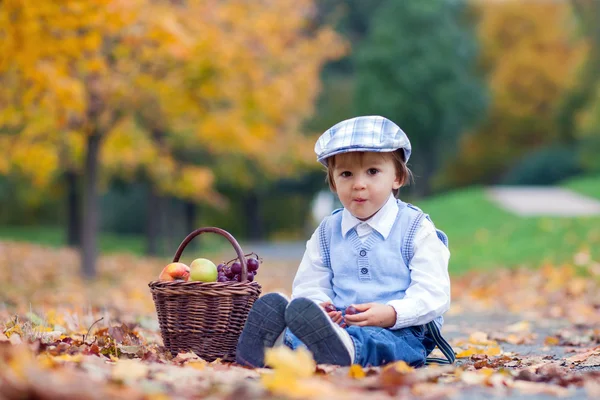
{"left": 235, "top": 293, "right": 288, "bottom": 367}
{"left": 285, "top": 298, "right": 351, "bottom": 366}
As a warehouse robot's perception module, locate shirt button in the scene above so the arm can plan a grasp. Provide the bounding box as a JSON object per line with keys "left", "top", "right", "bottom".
{"left": 361, "top": 268, "right": 369, "bottom": 274}
{"left": 359, "top": 250, "right": 367, "bottom": 257}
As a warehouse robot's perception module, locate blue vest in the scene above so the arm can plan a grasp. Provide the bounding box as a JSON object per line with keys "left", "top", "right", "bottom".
{"left": 318, "top": 199, "right": 449, "bottom": 328}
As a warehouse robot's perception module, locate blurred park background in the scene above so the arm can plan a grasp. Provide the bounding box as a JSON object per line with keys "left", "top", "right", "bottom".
{"left": 1, "top": 0, "right": 600, "bottom": 280}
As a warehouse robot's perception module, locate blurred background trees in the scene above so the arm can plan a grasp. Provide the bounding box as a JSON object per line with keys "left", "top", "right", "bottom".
{"left": 1, "top": 0, "right": 600, "bottom": 276}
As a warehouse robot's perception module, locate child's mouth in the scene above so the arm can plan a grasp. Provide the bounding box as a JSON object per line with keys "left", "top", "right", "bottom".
{"left": 354, "top": 198, "right": 366, "bottom": 203}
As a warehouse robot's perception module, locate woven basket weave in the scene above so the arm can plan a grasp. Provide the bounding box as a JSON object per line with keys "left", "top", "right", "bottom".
{"left": 148, "top": 227, "right": 262, "bottom": 362}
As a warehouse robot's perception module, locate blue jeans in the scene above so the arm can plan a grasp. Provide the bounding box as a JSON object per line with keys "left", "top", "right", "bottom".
{"left": 284, "top": 324, "right": 434, "bottom": 367}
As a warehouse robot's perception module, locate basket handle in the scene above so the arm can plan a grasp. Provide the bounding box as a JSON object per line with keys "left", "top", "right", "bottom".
{"left": 172, "top": 227, "right": 249, "bottom": 282}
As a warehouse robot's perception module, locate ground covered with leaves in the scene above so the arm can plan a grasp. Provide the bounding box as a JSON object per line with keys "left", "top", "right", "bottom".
{"left": 1, "top": 241, "right": 599, "bottom": 399}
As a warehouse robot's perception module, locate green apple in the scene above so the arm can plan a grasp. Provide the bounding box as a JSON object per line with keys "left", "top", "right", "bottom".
{"left": 189, "top": 258, "right": 218, "bottom": 282}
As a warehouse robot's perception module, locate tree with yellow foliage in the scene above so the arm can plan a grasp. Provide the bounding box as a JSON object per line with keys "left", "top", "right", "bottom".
{"left": 443, "top": 0, "right": 587, "bottom": 187}
{"left": 0, "top": 0, "right": 344, "bottom": 277}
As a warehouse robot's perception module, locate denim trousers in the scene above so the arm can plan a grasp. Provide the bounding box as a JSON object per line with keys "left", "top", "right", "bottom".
{"left": 284, "top": 324, "right": 436, "bottom": 367}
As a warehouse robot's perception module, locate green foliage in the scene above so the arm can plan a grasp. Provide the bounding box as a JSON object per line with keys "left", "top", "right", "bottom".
{"left": 578, "top": 134, "right": 600, "bottom": 173}
{"left": 354, "top": 0, "right": 487, "bottom": 164}
{"left": 417, "top": 176, "right": 600, "bottom": 274}
{"left": 563, "top": 173, "right": 600, "bottom": 200}
{"left": 501, "top": 146, "right": 582, "bottom": 186}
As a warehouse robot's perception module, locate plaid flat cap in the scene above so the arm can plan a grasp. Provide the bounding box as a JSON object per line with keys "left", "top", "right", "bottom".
{"left": 315, "top": 115, "right": 411, "bottom": 166}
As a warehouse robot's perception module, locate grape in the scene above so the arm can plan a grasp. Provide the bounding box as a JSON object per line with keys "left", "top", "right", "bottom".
{"left": 232, "top": 274, "right": 241, "bottom": 282}
{"left": 345, "top": 306, "right": 358, "bottom": 315}
{"left": 246, "top": 271, "right": 255, "bottom": 282}
{"left": 224, "top": 267, "right": 234, "bottom": 279}
{"left": 217, "top": 271, "right": 225, "bottom": 279}
{"left": 324, "top": 304, "right": 336, "bottom": 313}
{"left": 217, "top": 263, "right": 225, "bottom": 273}
{"left": 247, "top": 258, "right": 259, "bottom": 272}
{"left": 231, "top": 261, "right": 242, "bottom": 275}
{"left": 217, "top": 276, "right": 228, "bottom": 282}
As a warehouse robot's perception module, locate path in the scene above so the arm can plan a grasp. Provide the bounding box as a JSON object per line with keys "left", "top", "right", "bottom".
{"left": 486, "top": 186, "right": 600, "bottom": 216}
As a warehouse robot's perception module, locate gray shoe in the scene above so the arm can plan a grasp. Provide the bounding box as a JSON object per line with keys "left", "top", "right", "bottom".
{"left": 235, "top": 293, "right": 288, "bottom": 367}
{"left": 285, "top": 297, "right": 351, "bottom": 366}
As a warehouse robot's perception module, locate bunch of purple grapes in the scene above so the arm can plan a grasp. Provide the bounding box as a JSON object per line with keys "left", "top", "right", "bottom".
{"left": 216, "top": 254, "right": 261, "bottom": 283}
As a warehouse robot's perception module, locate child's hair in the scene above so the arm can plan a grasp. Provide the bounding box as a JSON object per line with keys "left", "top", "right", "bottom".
{"left": 325, "top": 150, "right": 413, "bottom": 198}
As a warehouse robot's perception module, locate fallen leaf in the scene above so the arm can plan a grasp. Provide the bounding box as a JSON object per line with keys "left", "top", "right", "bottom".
{"left": 263, "top": 346, "right": 315, "bottom": 378}
{"left": 348, "top": 364, "right": 366, "bottom": 379}
{"left": 112, "top": 359, "right": 149, "bottom": 383}
{"left": 511, "top": 380, "right": 572, "bottom": 397}
{"left": 383, "top": 360, "right": 414, "bottom": 374}
{"left": 544, "top": 336, "right": 560, "bottom": 346}
{"left": 456, "top": 345, "right": 502, "bottom": 358}
{"left": 506, "top": 321, "right": 531, "bottom": 333}
{"left": 579, "top": 355, "right": 600, "bottom": 368}
{"left": 566, "top": 346, "right": 600, "bottom": 364}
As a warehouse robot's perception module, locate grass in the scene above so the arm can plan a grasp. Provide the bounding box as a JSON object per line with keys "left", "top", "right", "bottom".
{"left": 418, "top": 174, "right": 600, "bottom": 275}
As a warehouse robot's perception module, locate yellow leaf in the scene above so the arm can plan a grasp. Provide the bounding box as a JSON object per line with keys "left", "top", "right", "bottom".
{"left": 485, "top": 346, "right": 502, "bottom": 356}
{"left": 186, "top": 361, "right": 206, "bottom": 370}
{"left": 263, "top": 346, "right": 315, "bottom": 378}
{"left": 112, "top": 359, "right": 149, "bottom": 383}
{"left": 348, "top": 364, "right": 366, "bottom": 379}
{"left": 506, "top": 321, "right": 531, "bottom": 333}
{"left": 544, "top": 336, "right": 560, "bottom": 346}
{"left": 52, "top": 354, "right": 83, "bottom": 363}
{"left": 456, "top": 347, "right": 479, "bottom": 358}
{"left": 468, "top": 331, "right": 496, "bottom": 345}
{"left": 3, "top": 322, "right": 23, "bottom": 338}
{"left": 456, "top": 345, "right": 502, "bottom": 358}
{"left": 262, "top": 347, "right": 323, "bottom": 398}
{"left": 383, "top": 360, "right": 414, "bottom": 374}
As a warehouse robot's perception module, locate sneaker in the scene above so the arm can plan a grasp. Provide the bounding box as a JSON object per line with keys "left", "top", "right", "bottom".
{"left": 285, "top": 297, "right": 354, "bottom": 366}
{"left": 235, "top": 293, "right": 288, "bottom": 367}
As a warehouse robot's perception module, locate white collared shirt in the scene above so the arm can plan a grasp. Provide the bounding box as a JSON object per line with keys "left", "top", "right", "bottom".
{"left": 292, "top": 194, "right": 451, "bottom": 330}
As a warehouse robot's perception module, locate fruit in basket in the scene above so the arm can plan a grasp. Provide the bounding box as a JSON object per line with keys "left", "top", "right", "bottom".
{"left": 158, "top": 262, "right": 191, "bottom": 281}
{"left": 215, "top": 254, "right": 262, "bottom": 282}
{"left": 231, "top": 261, "right": 242, "bottom": 275}
{"left": 247, "top": 257, "right": 259, "bottom": 272}
{"left": 189, "top": 258, "right": 218, "bottom": 282}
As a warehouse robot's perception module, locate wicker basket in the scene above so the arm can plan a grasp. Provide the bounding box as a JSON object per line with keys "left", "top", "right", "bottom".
{"left": 148, "top": 227, "right": 262, "bottom": 362}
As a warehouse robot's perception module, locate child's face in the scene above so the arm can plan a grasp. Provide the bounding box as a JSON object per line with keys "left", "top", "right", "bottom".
{"left": 331, "top": 152, "right": 401, "bottom": 221}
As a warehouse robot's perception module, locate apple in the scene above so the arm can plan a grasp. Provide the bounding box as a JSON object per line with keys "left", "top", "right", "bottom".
{"left": 158, "top": 262, "right": 190, "bottom": 281}
{"left": 189, "top": 258, "right": 218, "bottom": 282}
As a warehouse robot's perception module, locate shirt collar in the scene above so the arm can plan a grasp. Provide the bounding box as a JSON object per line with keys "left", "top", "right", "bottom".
{"left": 341, "top": 194, "right": 399, "bottom": 239}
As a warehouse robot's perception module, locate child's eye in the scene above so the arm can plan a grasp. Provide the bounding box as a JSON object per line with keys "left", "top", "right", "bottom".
{"left": 367, "top": 168, "right": 379, "bottom": 175}
{"left": 340, "top": 171, "right": 352, "bottom": 178}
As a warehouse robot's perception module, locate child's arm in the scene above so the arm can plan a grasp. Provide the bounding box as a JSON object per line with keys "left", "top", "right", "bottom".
{"left": 291, "top": 228, "right": 335, "bottom": 305}
{"left": 345, "top": 218, "right": 450, "bottom": 329}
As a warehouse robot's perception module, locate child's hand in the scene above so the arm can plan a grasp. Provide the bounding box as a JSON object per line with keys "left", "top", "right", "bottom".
{"left": 343, "top": 303, "right": 396, "bottom": 328}
{"left": 319, "top": 302, "right": 346, "bottom": 327}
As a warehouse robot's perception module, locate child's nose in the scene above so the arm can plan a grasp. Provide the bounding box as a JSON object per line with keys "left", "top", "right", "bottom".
{"left": 353, "top": 176, "right": 367, "bottom": 190}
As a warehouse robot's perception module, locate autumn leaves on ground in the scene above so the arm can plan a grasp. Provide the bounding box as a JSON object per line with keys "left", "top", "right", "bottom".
{"left": 0, "top": 241, "right": 598, "bottom": 399}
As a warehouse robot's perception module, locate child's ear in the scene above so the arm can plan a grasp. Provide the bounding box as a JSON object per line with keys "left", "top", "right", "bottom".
{"left": 392, "top": 175, "right": 402, "bottom": 189}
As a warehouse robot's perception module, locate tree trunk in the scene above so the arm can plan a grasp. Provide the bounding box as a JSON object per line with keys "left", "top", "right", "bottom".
{"left": 184, "top": 201, "right": 197, "bottom": 234}
{"left": 243, "top": 191, "right": 263, "bottom": 240}
{"left": 161, "top": 197, "right": 178, "bottom": 255}
{"left": 65, "top": 170, "right": 80, "bottom": 247}
{"left": 81, "top": 133, "right": 102, "bottom": 279}
{"left": 183, "top": 200, "right": 199, "bottom": 251}
{"left": 146, "top": 186, "right": 160, "bottom": 256}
